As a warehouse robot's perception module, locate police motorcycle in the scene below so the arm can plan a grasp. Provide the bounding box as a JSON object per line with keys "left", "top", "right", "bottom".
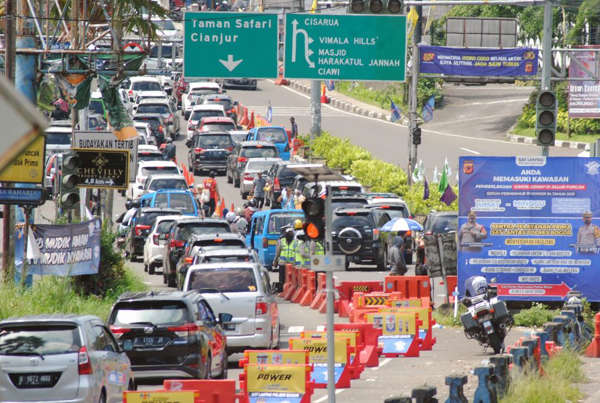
{"left": 460, "top": 276, "right": 513, "bottom": 354}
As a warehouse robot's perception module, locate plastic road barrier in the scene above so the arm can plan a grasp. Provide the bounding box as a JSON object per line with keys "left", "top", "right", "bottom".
{"left": 163, "top": 379, "right": 239, "bottom": 403}
{"left": 241, "top": 364, "right": 313, "bottom": 403}
{"left": 365, "top": 311, "right": 423, "bottom": 357}
{"left": 332, "top": 323, "right": 383, "bottom": 367}
{"left": 289, "top": 337, "right": 353, "bottom": 388}
{"left": 123, "top": 391, "right": 200, "bottom": 403}
{"left": 384, "top": 275, "right": 431, "bottom": 300}
{"left": 336, "top": 281, "right": 384, "bottom": 317}
{"left": 301, "top": 330, "right": 364, "bottom": 379}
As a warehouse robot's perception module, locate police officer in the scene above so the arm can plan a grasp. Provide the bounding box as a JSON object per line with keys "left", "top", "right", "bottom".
{"left": 273, "top": 226, "right": 296, "bottom": 292}
{"left": 294, "top": 229, "right": 311, "bottom": 268}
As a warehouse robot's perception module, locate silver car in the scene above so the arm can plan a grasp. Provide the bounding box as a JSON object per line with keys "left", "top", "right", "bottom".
{"left": 0, "top": 315, "right": 134, "bottom": 403}
{"left": 240, "top": 157, "right": 282, "bottom": 200}
{"left": 182, "top": 262, "right": 280, "bottom": 354}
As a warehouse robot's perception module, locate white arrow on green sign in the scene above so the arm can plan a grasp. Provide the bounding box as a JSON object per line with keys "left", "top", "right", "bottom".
{"left": 184, "top": 12, "right": 279, "bottom": 79}
{"left": 284, "top": 14, "right": 407, "bottom": 81}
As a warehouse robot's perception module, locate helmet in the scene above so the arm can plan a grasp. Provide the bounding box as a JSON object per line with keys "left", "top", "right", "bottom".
{"left": 235, "top": 207, "right": 244, "bottom": 216}
{"left": 248, "top": 198, "right": 257, "bottom": 207}
{"left": 166, "top": 137, "right": 173, "bottom": 143}
{"left": 294, "top": 219, "right": 303, "bottom": 230}
{"left": 464, "top": 276, "right": 488, "bottom": 297}
{"left": 209, "top": 170, "right": 217, "bottom": 178}
{"left": 225, "top": 211, "right": 236, "bottom": 223}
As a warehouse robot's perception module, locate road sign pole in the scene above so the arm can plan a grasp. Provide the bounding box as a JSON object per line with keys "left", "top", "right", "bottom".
{"left": 311, "top": 80, "right": 322, "bottom": 140}
{"left": 326, "top": 270, "right": 336, "bottom": 403}
{"left": 541, "top": 0, "right": 552, "bottom": 157}
{"left": 408, "top": 6, "right": 422, "bottom": 185}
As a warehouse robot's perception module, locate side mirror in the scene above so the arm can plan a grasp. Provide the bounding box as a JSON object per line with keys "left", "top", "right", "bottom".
{"left": 185, "top": 139, "right": 192, "bottom": 148}
{"left": 233, "top": 101, "right": 239, "bottom": 106}
{"left": 125, "top": 201, "right": 133, "bottom": 210}
{"left": 218, "top": 313, "right": 233, "bottom": 324}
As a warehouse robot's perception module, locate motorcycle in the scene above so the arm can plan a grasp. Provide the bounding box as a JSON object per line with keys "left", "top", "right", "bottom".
{"left": 460, "top": 276, "right": 513, "bottom": 354}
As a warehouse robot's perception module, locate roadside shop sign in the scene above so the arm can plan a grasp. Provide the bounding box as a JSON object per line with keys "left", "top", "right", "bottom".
{"left": 0, "top": 187, "right": 44, "bottom": 205}
{"left": 28, "top": 218, "right": 101, "bottom": 276}
{"left": 419, "top": 46, "right": 538, "bottom": 77}
{"left": 0, "top": 134, "right": 45, "bottom": 184}
{"left": 568, "top": 48, "right": 600, "bottom": 118}
{"left": 74, "top": 149, "right": 129, "bottom": 189}
{"left": 123, "top": 391, "right": 197, "bottom": 403}
{"left": 284, "top": 14, "right": 407, "bottom": 81}
{"left": 72, "top": 131, "right": 138, "bottom": 182}
{"left": 458, "top": 156, "right": 600, "bottom": 302}
{"left": 184, "top": 12, "right": 279, "bottom": 79}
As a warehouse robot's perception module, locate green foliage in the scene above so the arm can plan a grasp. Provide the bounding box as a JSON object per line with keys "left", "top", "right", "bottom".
{"left": 512, "top": 303, "right": 559, "bottom": 327}
{"left": 432, "top": 303, "right": 467, "bottom": 327}
{"left": 306, "top": 132, "right": 457, "bottom": 215}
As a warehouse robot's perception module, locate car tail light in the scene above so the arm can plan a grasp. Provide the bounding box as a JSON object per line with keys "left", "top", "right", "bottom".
{"left": 128, "top": 89, "right": 133, "bottom": 95}
{"left": 194, "top": 148, "right": 205, "bottom": 154}
{"left": 170, "top": 239, "right": 185, "bottom": 248}
{"left": 153, "top": 234, "right": 160, "bottom": 245}
{"left": 226, "top": 146, "right": 233, "bottom": 152}
{"left": 159, "top": 125, "right": 165, "bottom": 134}
{"left": 168, "top": 323, "right": 199, "bottom": 338}
{"left": 273, "top": 177, "right": 280, "bottom": 191}
{"left": 78, "top": 346, "right": 93, "bottom": 375}
{"left": 109, "top": 326, "right": 131, "bottom": 339}
{"left": 373, "top": 228, "right": 380, "bottom": 240}
{"left": 255, "top": 297, "right": 268, "bottom": 316}
{"left": 184, "top": 257, "right": 193, "bottom": 264}
{"left": 237, "top": 157, "right": 247, "bottom": 163}
{"left": 135, "top": 225, "right": 151, "bottom": 236}
{"left": 262, "top": 237, "right": 268, "bottom": 248}
{"left": 244, "top": 174, "right": 253, "bottom": 181}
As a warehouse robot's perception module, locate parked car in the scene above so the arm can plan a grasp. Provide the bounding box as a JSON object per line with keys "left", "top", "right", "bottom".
{"left": 162, "top": 217, "right": 232, "bottom": 287}
{"left": 239, "top": 157, "right": 281, "bottom": 200}
{"left": 128, "top": 160, "right": 181, "bottom": 200}
{"left": 186, "top": 131, "right": 234, "bottom": 175}
{"left": 246, "top": 126, "right": 290, "bottom": 160}
{"left": 182, "top": 262, "right": 280, "bottom": 353}
{"left": 108, "top": 291, "right": 230, "bottom": 381}
{"left": 143, "top": 214, "right": 183, "bottom": 275}
{"left": 125, "top": 207, "right": 181, "bottom": 261}
{"left": 138, "top": 189, "right": 200, "bottom": 216}
{"left": 227, "top": 141, "right": 279, "bottom": 188}
{"left": 187, "top": 104, "right": 226, "bottom": 140}
{"left": 246, "top": 209, "right": 304, "bottom": 267}
{"left": 0, "top": 314, "right": 134, "bottom": 402}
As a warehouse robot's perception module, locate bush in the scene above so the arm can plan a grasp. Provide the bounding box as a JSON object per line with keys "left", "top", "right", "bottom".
{"left": 512, "top": 303, "right": 559, "bottom": 327}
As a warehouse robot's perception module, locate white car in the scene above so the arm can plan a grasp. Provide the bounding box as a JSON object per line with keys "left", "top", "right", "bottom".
{"left": 134, "top": 121, "right": 155, "bottom": 144}
{"left": 143, "top": 214, "right": 182, "bottom": 274}
{"left": 152, "top": 18, "right": 181, "bottom": 41}
{"left": 125, "top": 76, "right": 164, "bottom": 103}
{"left": 142, "top": 174, "right": 189, "bottom": 197}
{"left": 137, "top": 145, "right": 163, "bottom": 164}
{"left": 133, "top": 91, "right": 168, "bottom": 108}
{"left": 193, "top": 248, "right": 259, "bottom": 265}
{"left": 45, "top": 125, "right": 72, "bottom": 158}
{"left": 127, "top": 160, "right": 181, "bottom": 200}
{"left": 182, "top": 82, "right": 222, "bottom": 120}
{"left": 187, "top": 104, "right": 226, "bottom": 139}
{"left": 240, "top": 157, "right": 282, "bottom": 200}
{"left": 182, "top": 262, "right": 280, "bottom": 353}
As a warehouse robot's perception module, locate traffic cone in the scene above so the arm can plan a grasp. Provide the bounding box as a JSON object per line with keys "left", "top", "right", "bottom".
{"left": 231, "top": 202, "right": 235, "bottom": 212}
{"left": 248, "top": 112, "right": 255, "bottom": 129}
{"left": 320, "top": 84, "right": 330, "bottom": 104}
{"left": 239, "top": 108, "right": 249, "bottom": 127}
{"left": 274, "top": 65, "right": 289, "bottom": 85}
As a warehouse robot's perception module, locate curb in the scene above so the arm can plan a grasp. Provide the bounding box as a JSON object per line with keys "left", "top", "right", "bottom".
{"left": 509, "top": 135, "right": 590, "bottom": 151}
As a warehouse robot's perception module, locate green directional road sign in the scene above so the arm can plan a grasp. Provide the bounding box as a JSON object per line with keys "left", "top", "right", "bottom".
{"left": 184, "top": 12, "right": 279, "bottom": 79}
{"left": 284, "top": 14, "right": 407, "bottom": 81}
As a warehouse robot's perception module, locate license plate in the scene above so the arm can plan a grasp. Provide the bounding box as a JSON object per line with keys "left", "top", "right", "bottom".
{"left": 268, "top": 240, "right": 277, "bottom": 246}
{"left": 483, "top": 320, "right": 494, "bottom": 334}
{"left": 144, "top": 337, "right": 154, "bottom": 345}
{"left": 18, "top": 374, "right": 54, "bottom": 387}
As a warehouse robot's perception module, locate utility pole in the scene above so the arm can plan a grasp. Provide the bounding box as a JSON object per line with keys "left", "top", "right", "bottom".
{"left": 310, "top": 4, "right": 321, "bottom": 142}
{"left": 541, "top": 0, "right": 553, "bottom": 157}
{"left": 408, "top": 5, "right": 422, "bottom": 185}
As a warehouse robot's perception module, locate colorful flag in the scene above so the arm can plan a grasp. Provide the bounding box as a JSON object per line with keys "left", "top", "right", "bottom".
{"left": 390, "top": 100, "right": 402, "bottom": 122}
{"left": 412, "top": 159, "right": 424, "bottom": 183}
{"left": 423, "top": 177, "right": 430, "bottom": 200}
{"left": 325, "top": 80, "right": 335, "bottom": 91}
{"left": 422, "top": 96, "right": 435, "bottom": 123}
{"left": 310, "top": 0, "right": 318, "bottom": 13}
{"left": 438, "top": 158, "right": 449, "bottom": 193}
{"left": 440, "top": 184, "right": 457, "bottom": 206}
{"left": 432, "top": 166, "right": 439, "bottom": 183}
{"left": 266, "top": 102, "right": 272, "bottom": 123}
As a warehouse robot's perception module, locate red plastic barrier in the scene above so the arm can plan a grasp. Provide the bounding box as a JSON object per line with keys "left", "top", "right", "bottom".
{"left": 299, "top": 270, "right": 316, "bottom": 306}
{"left": 310, "top": 273, "right": 327, "bottom": 310}
{"left": 292, "top": 269, "right": 309, "bottom": 303}
{"left": 281, "top": 265, "right": 299, "bottom": 300}
{"left": 332, "top": 323, "right": 383, "bottom": 367}
{"left": 585, "top": 312, "right": 600, "bottom": 358}
{"left": 336, "top": 281, "right": 384, "bottom": 318}
{"left": 384, "top": 275, "right": 431, "bottom": 300}
{"left": 163, "top": 380, "right": 239, "bottom": 403}
{"left": 446, "top": 275, "right": 458, "bottom": 303}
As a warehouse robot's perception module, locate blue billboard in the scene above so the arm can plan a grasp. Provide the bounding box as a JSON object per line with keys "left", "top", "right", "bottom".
{"left": 458, "top": 156, "right": 600, "bottom": 301}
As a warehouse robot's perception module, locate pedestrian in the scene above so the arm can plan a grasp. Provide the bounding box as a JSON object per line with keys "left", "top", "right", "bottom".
{"left": 201, "top": 171, "right": 219, "bottom": 216}
{"left": 293, "top": 189, "right": 305, "bottom": 210}
{"left": 389, "top": 232, "right": 408, "bottom": 275}
{"left": 163, "top": 138, "right": 176, "bottom": 162}
{"left": 273, "top": 226, "right": 296, "bottom": 292}
{"left": 289, "top": 116, "right": 298, "bottom": 140}
{"left": 252, "top": 171, "right": 267, "bottom": 209}
{"left": 279, "top": 186, "right": 295, "bottom": 210}
{"left": 244, "top": 199, "right": 258, "bottom": 222}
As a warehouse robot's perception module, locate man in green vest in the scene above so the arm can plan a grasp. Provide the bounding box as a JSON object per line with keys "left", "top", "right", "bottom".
{"left": 273, "top": 226, "right": 296, "bottom": 292}
{"left": 294, "top": 230, "right": 311, "bottom": 268}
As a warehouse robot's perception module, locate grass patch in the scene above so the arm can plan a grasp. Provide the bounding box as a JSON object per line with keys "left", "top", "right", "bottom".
{"left": 0, "top": 267, "right": 147, "bottom": 322}
{"left": 432, "top": 303, "right": 466, "bottom": 327}
{"left": 335, "top": 81, "right": 407, "bottom": 110}
{"left": 512, "top": 303, "right": 560, "bottom": 328}
{"left": 511, "top": 126, "right": 600, "bottom": 144}
{"left": 501, "top": 349, "right": 585, "bottom": 403}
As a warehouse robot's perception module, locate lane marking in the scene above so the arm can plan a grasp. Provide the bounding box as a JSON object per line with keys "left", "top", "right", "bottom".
{"left": 427, "top": 115, "right": 512, "bottom": 126}
{"left": 459, "top": 147, "right": 481, "bottom": 155}
{"left": 372, "top": 357, "right": 392, "bottom": 371}
{"left": 445, "top": 98, "right": 529, "bottom": 107}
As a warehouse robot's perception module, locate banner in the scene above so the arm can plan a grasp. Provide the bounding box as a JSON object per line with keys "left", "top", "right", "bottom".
{"left": 28, "top": 218, "right": 101, "bottom": 276}
{"left": 246, "top": 364, "right": 306, "bottom": 403}
{"left": 123, "top": 391, "right": 197, "bottom": 403}
{"left": 458, "top": 156, "right": 600, "bottom": 301}
{"left": 568, "top": 48, "right": 600, "bottom": 118}
{"left": 248, "top": 350, "right": 307, "bottom": 365}
{"left": 419, "top": 46, "right": 538, "bottom": 77}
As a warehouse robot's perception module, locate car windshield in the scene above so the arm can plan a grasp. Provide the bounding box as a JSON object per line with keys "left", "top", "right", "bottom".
{"left": 178, "top": 223, "right": 231, "bottom": 239}
{"left": 150, "top": 45, "right": 173, "bottom": 58}
{"left": 111, "top": 301, "right": 188, "bottom": 327}
{"left": 191, "top": 110, "right": 225, "bottom": 120}
{"left": 188, "top": 268, "right": 257, "bottom": 292}
{"left": 241, "top": 146, "right": 278, "bottom": 158}
{"left": 205, "top": 98, "right": 232, "bottom": 109}
{"left": 201, "top": 123, "right": 235, "bottom": 132}
{"left": 245, "top": 160, "right": 277, "bottom": 172}
{"left": 195, "top": 134, "right": 233, "bottom": 148}
{"left": 169, "top": 193, "right": 196, "bottom": 214}
{"left": 45, "top": 132, "right": 71, "bottom": 145}
{"left": 139, "top": 211, "right": 178, "bottom": 226}
{"left": 277, "top": 166, "right": 298, "bottom": 181}
{"left": 156, "top": 219, "right": 176, "bottom": 233}
{"left": 332, "top": 215, "right": 372, "bottom": 231}
{"left": 331, "top": 201, "right": 368, "bottom": 211}
{"left": 257, "top": 128, "right": 287, "bottom": 143}
{"left": 133, "top": 81, "right": 162, "bottom": 91}
{"left": 230, "top": 133, "right": 248, "bottom": 144}
{"left": 137, "top": 104, "right": 170, "bottom": 114}
{"left": 149, "top": 178, "right": 188, "bottom": 191}
{"left": 203, "top": 255, "right": 251, "bottom": 263}
{"left": 428, "top": 214, "right": 458, "bottom": 233}
{"left": 135, "top": 117, "right": 161, "bottom": 128}
{"left": 142, "top": 166, "right": 179, "bottom": 176}
{"left": 89, "top": 99, "right": 104, "bottom": 115}
{"left": 268, "top": 213, "right": 304, "bottom": 234}
{"left": 384, "top": 208, "right": 409, "bottom": 219}
{"left": 0, "top": 325, "right": 81, "bottom": 355}
{"left": 153, "top": 19, "right": 176, "bottom": 30}
{"left": 138, "top": 152, "right": 163, "bottom": 162}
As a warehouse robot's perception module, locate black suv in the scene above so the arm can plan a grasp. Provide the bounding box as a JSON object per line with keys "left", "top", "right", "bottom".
{"left": 186, "top": 132, "right": 234, "bottom": 175}
{"left": 133, "top": 113, "right": 167, "bottom": 144}
{"left": 163, "top": 218, "right": 232, "bottom": 287}
{"left": 265, "top": 162, "right": 306, "bottom": 208}
{"left": 332, "top": 208, "right": 391, "bottom": 270}
{"left": 108, "top": 291, "right": 231, "bottom": 380}
{"left": 126, "top": 207, "right": 181, "bottom": 261}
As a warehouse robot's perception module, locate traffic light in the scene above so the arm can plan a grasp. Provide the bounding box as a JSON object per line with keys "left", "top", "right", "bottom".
{"left": 301, "top": 197, "right": 325, "bottom": 241}
{"left": 60, "top": 151, "right": 81, "bottom": 209}
{"left": 536, "top": 90, "right": 557, "bottom": 146}
{"left": 348, "top": 0, "right": 402, "bottom": 13}
{"left": 412, "top": 126, "right": 422, "bottom": 145}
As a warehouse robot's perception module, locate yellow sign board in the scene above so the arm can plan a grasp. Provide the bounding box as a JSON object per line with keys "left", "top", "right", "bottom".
{"left": 289, "top": 337, "right": 347, "bottom": 364}
{"left": 0, "top": 134, "right": 45, "bottom": 183}
{"left": 246, "top": 349, "right": 307, "bottom": 365}
{"left": 366, "top": 312, "right": 418, "bottom": 336}
{"left": 381, "top": 306, "right": 431, "bottom": 328}
{"left": 123, "top": 391, "right": 197, "bottom": 403}
{"left": 246, "top": 364, "right": 307, "bottom": 394}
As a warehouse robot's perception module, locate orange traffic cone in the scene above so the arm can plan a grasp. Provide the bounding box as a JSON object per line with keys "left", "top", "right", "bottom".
{"left": 248, "top": 112, "right": 255, "bottom": 129}
{"left": 585, "top": 313, "right": 600, "bottom": 357}
{"left": 231, "top": 202, "right": 235, "bottom": 212}
{"left": 321, "top": 84, "right": 330, "bottom": 104}
{"left": 239, "top": 108, "right": 249, "bottom": 127}
{"left": 274, "top": 65, "right": 289, "bottom": 85}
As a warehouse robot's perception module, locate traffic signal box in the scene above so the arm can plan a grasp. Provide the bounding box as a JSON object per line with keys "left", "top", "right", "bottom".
{"left": 60, "top": 151, "right": 81, "bottom": 209}
{"left": 536, "top": 90, "right": 557, "bottom": 146}
{"left": 348, "top": 0, "right": 403, "bottom": 13}
{"left": 302, "top": 197, "right": 325, "bottom": 241}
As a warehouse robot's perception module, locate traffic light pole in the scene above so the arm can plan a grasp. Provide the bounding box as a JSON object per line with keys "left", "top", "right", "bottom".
{"left": 541, "top": 0, "right": 553, "bottom": 157}
{"left": 408, "top": 5, "right": 422, "bottom": 185}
